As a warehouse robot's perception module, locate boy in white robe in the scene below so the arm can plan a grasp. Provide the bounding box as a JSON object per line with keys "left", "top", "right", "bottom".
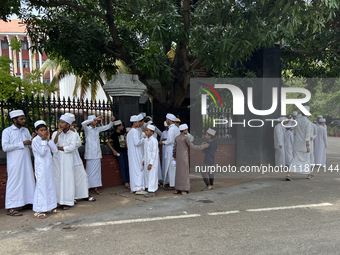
{"left": 32, "top": 120, "right": 59, "bottom": 219}
{"left": 52, "top": 115, "right": 79, "bottom": 210}
{"left": 314, "top": 118, "right": 328, "bottom": 167}
{"left": 127, "top": 115, "right": 147, "bottom": 195}
{"left": 160, "top": 121, "right": 169, "bottom": 182}
{"left": 64, "top": 113, "right": 94, "bottom": 202}
{"left": 159, "top": 113, "right": 180, "bottom": 190}
{"left": 142, "top": 125, "right": 159, "bottom": 198}
{"left": 284, "top": 128, "right": 294, "bottom": 166}
{"left": 2, "top": 110, "right": 35, "bottom": 216}
{"left": 81, "top": 115, "right": 115, "bottom": 195}
{"left": 274, "top": 117, "right": 286, "bottom": 169}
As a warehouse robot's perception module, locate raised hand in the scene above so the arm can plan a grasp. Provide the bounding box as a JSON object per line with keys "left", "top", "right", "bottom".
{"left": 111, "top": 116, "right": 115, "bottom": 122}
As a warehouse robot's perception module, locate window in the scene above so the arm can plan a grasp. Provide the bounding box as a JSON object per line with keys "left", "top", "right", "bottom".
{"left": 22, "top": 60, "right": 29, "bottom": 68}
{"left": 44, "top": 78, "right": 50, "bottom": 85}
{"left": 36, "top": 60, "right": 40, "bottom": 68}
{"left": 21, "top": 41, "right": 28, "bottom": 50}
{"left": 17, "top": 60, "right": 20, "bottom": 69}
{"left": 1, "top": 40, "right": 9, "bottom": 49}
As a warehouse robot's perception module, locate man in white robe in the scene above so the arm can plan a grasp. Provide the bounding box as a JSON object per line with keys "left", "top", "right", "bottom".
{"left": 314, "top": 118, "right": 328, "bottom": 167}
{"left": 126, "top": 115, "right": 147, "bottom": 195}
{"left": 274, "top": 117, "right": 287, "bottom": 169}
{"left": 284, "top": 128, "right": 294, "bottom": 166}
{"left": 142, "top": 125, "right": 159, "bottom": 197}
{"left": 2, "top": 110, "right": 35, "bottom": 216}
{"left": 160, "top": 121, "right": 169, "bottom": 181}
{"left": 64, "top": 113, "right": 94, "bottom": 202}
{"left": 52, "top": 115, "right": 79, "bottom": 210}
{"left": 286, "top": 106, "right": 312, "bottom": 180}
{"left": 308, "top": 116, "right": 317, "bottom": 168}
{"left": 159, "top": 113, "right": 180, "bottom": 190}
{"left": 82, "top": 115, "right": 115, "bottom": 195}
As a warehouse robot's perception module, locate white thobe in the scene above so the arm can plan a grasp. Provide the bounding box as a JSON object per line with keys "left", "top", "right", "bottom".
{"left": 273, "top": 123, "right": 285, "bottom": 167}
{"left": 52, "top": 130, "right": 78, "bottom": 206}
{"left": 2, "top": 125, "right": 35, "bottom": 209}
{"left": 284, "top": 130, "right": 294, "bottom": 166}
{"left": 143, "top": 136, "right": 159, "bottom": 192}
{"left": 32, "top": 136, "right": 58, "bottom": 212}
{"left": 73, "top": 131, "right": 89, "bottom": 199}
{"left": 162, "top": 124, "right": 180, "bottom": 186}
{"left": 314, "top": 125, "right": 328, "bottom": 166}
{"left": 309, "top": 122, "right": 317, "bottom": 165}
{"left": 289, "top": 116, "right": 311, "bottom": 174}
{"left": 127, "top": 128, "right": 145, "bottom": 192}
{"left": 160, "top": 130, "right": 168, "bottom": 181}
{"left": 82, "top": 120, "right": 114, "bottom": 188}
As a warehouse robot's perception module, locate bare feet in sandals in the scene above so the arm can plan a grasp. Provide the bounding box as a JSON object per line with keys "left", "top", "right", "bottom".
{"left": 7, "top": 209, "right": 23, "bottom": 216}
{"left": 93, "top": 188, "right": 103, "bottom": 195}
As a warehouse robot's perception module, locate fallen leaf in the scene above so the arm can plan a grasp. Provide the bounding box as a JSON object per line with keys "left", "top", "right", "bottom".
{"left": 25, "top": 219, "right": 28, "bottom": 221}
{"left": 226, "top": 229, "right": 230, "bottom": 232}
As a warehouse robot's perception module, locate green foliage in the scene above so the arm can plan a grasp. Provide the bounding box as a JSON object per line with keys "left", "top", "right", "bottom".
{"left": 0, "top": 0, "right": 20, "bottom": 21}
{"left": 9, "top": 37, "right": 22, "bottom": 52}
{"left": 0, "top": 55, "right": 55, "bottom": 101}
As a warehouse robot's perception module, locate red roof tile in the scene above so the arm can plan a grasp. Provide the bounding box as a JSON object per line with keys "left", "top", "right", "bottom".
{"left": 0, "top": 19, "right": 26, "bottom": 33}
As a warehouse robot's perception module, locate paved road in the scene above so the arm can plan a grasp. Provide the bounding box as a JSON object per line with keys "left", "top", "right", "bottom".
{"left": 0, "top": 138, "right": 339, "bottom": 255}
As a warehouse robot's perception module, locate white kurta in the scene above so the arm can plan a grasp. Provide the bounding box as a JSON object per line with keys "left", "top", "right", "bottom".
{"left": 82, "top": 120, "right": 114, "bottom": 188}
{"left": 2, "top": 125, "right": 35, "bottom": 209}
{"left": 73, "top": 131, "right": 89, "bottom": 198}
{"left": 284, "top": 129, "right": 294, "bottom": 166}
{"left": 289, "top": 116, "right": 311, "bottom": 174}
{"left": 162, "top": 124, "right": 180, "bottom": 186}
{"left": 52, "top": 130, "right": 78, "bottom": 206}
{"left": 143, "top": 136, "right": 159, "bottom": 192}
{"left": 32, "top": 136, "right": 58, "bottom": 212}
{"left": 314, "top": 125, "right": 328, "bottom": 166}
{"left": 309, "top": 122, "right": 317, "bottom": 165}
{"left": 127, "top": 128, "right": 145, "bottom": 192}
{"left": 274, "top": 123, "right": 285, "bottom": 167}
{"left": 160, "top": 130, "right": 168, "bottom": 181}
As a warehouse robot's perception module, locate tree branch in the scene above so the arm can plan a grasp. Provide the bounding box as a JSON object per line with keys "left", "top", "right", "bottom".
{"left": 284, "top": 47, "right": 340, "bottom": 56}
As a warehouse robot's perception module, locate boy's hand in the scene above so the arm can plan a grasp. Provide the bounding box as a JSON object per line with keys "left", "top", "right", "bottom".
{"left": 57, "top": 147, "right": 64, "bottom": 151}
{"left": 23, "top": 140, "right": 31, "bottom": 146}
{"left": 111, "top": 116, "right": 115, "bottom": 122}
{"left": 57, "top": 128, "right": 63, "bottom": 136}
{"left": 142, "top": 161, "right": 144, "bottom": 167}
{"left": 46, "top": 129, "right": 50, "bottom": 141}
{"left": 147, "top": 164, "right": 152, "bottom": 170}
{"left": 31, "top": 132, "right": 37, "bottom": 140}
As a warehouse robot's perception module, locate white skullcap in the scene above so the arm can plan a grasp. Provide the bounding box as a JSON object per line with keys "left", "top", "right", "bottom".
{"left": 130, "top": 115, "right": 138, "bottom": 122}
{"left": 88, "top": 115, "right": 96, "bottom": 121}
{"left": 64, "top": 113, "right": 75, "bottom": 122}
{"left": 146, "top": 125, "right": 155, "bottom": 131}
{"left": 317, "top": 115, "right": 323, "bottom": 118}
{"left": 319, "top": 118, "right": 326, "bottom": 123}
{"left": 113, "top": 120, "right": 122, "bottom": 126}
{"left": 137, "top": 113, "right": 144, "bottom": 121}
{"left": 60, "top": 115, "right": 73, "bottom": 125}
{"left": 166, "top": 113, "right": 176, "bottom": 121}
{"left": 34, "top": 120, "right": 46, "bottom": 128}
{"left": 164, "top": 121, "right": 168, "bottom": 127}
{"left": 292, "top": 111, "right": 298, "bottom": 116}
{"left": 207, "top": 128, "right": 216, "bottom": 136}
{"left": 146, "top": 116, "right": 152, "bottom": 121}
{"left": 179, "top": 124, "right": 188, "bottom": 131}
{"left": 140, "top": 112, "right": 146, "bottom": 118}
{"left": 9, "top": 110, "right": 24, "bottom": 119}
{"left": 303, "top": 105, "right": 310, "bottom": 113}
{"left": 146, "top": 121, "right": 153, "bottom": 126}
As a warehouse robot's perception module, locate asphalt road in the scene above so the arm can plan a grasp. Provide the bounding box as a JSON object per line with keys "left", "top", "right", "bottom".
{"left": 0, "top": 138, "right": 339, "bottom": 255}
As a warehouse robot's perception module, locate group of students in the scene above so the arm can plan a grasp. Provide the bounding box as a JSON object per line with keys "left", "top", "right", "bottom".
{"left": 274, "top": 106, "right": 328, "bottom": 180}
{"left": 109, "top": 112, "right": 218, "bottom": 197}
{"left": 2, "top": 110, "right": 114, "bottom": 218}
{"left": 2, "top": 109, "right": 218, "bottom": 217}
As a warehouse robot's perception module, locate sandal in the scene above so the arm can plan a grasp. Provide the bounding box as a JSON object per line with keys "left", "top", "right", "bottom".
{"left": 33, "top": 212, "right": 47, "bottom": 219}
{"left": 74, "top": 200, "right": 78, "bottom": 204}
{"left": 62, "top": 206, "right": 69, "bottom": 210}
{"left": 47, "top": 209, "right": 60, "bottom": 214}
{"left": 181, "top": 191, "right": 190, "bottom": 195}
{"left": 174, "top": 190, "right": 181, "bottom": 194}
{"left": 286, "top": 176, "right": 292, "bottom": 181}
{"left": 88, "top": 196, "right": 96, "bottom": 202}
{"left": 92, "top": 189, "right": 103, "bottom": 195}
{"left": 164, "top": 186, "right": 175, "bottom": 191}
{"left": 307, "top": 175, "right": 314, "bottom": 179}
{"left": 7, "top": 209, "right": 23, "bottom": 217}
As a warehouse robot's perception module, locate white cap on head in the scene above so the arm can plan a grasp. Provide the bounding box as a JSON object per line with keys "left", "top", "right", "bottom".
{"left": 60, "top": 115, "right": 73, "bottom": 125}
{"left": 9, "top": 110, "right": 24, "bottom": 119}
{"left": 113, "top": 120, "right": 122, "bottom": 126}
{"left": 319, "top": 118, "right": 326, "bottom": 123}
{"left": 303, "top": 105, "right": 311, "bottom": 115}
{"left": 166, "top": 113, "right": 176, "bottom": 121}
{"left": 88, "top": 115, "right": 96, "bottom": 121}
{"left": 207, "top": 128, "right": 216, "bottom": 136}
{"left": 34, "top": 120, "right": 46, "bottom": 128}
{"left": 146, "top": 125, "right": 155, "bottom": 131}
{"left": 146, "top": 116, "right": 152, "bottom": 121}
{"left": 317, "top": 115, "right": 323, "bottom": 118}
{"left": 146, "top": 121, "right": 153, "bottom": 126}
{"left": 164, "top": 121, "right": 168, "bottom": 127}
{"left": 137, "top": 113, "right": 144, "bottom": 121}
{"left": 179, "top": 124, "right": 188, "bottom": 131}
{"left": 130, "top": 115, "right": 138, "bottom": 122}
{"left": 64, "top": 113, "right": 75, "bottom": 122}
{"left": 140, "top": 112, "right": 146, "bottom": 118}
{"left": 292, "top": 111, "right": 298, "bottom": 116}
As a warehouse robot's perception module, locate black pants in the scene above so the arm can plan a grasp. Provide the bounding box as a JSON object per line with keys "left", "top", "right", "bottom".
{"left": 201, "top": 164, "right": 214, "bottom": 186}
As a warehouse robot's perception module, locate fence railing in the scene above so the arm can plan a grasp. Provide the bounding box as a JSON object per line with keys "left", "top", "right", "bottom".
{"left": 0, "top": 96, "right": 118, "bottom": 149}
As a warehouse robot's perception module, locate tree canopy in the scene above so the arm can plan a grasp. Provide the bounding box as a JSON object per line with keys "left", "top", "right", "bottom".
{"left": 1, "top": 0, "right": 339, "bottom": 110}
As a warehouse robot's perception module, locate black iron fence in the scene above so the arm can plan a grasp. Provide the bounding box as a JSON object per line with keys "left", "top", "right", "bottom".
{"left": 0, "top": 96, "right": 118, "bottom": 149}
